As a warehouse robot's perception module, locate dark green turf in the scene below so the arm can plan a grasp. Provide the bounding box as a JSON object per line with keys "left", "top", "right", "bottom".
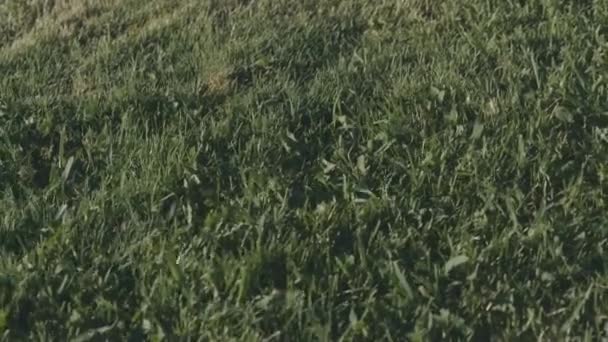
{"left": 1, "top": 0, "right": 607, "bottom": 340}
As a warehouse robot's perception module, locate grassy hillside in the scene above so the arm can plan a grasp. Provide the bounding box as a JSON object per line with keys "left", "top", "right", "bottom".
{"left": 1, "top": 0, "right": 607, "bottom": 340}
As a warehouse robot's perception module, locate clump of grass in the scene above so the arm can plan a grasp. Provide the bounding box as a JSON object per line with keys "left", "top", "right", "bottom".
{"left": 205, "top": 70, "right": 234, "bottom": 96}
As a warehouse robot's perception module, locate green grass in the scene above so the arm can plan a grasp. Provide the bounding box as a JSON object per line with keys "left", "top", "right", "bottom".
{"left": 1, "top": 0, "right": 607, "bottom": 340}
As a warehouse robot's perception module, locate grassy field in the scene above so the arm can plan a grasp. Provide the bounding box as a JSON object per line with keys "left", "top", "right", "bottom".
{"left": 1, "top": 0, "right": 607, "bottom": 340}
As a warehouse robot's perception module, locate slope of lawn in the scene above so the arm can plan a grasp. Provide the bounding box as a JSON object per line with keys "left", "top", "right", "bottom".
{"left": 1, "top": 0, "right": 607, "bottom": 340}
